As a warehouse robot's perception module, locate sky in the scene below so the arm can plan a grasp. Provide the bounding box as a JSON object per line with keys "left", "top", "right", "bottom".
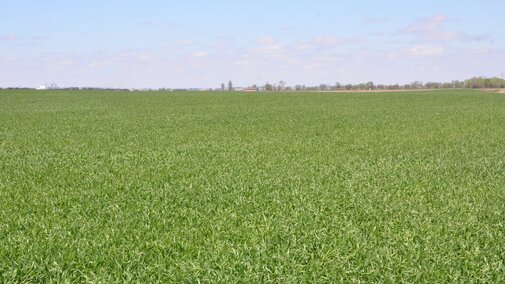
{"left": 1, "top": 0, "right": 504, "bottom": 88}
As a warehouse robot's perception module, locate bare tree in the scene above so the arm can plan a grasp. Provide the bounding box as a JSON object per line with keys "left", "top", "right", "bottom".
{"left": 278, "top": 80, "right": 286, "bottom": 91}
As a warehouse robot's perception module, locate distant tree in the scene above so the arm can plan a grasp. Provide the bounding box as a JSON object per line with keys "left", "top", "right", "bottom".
{"left": 278, "top": 80, "right": 286, "bottom": 90}
{"left": 451, "top": 80, "right": 464, "bottom": 88}
{"left": 463, "top": 77, "right": 505, "bottom": 88}
{"left": 425, "top": 82, "right": 442, "bottom": 89}
{"left": 366, "top": 81, "right": 374, "bottom": 90}
{"left": 489, "top": 77, "right": 505, "bottom": 88}
{"left": 259, "top": 77, "right": 503, "bottom": 91}
{"left": 221, "top": 83, "right": 225, "bottom": 91}
{"left": 409, "top": 81, "right": 423, "bottom": 89}
{"left": 466, "top": 77, "right": 485, "bottom": 88}
{"left": 356, "top": 83, "right": 367, "bottom": 90}
{"left": 228, "top": 80, "right": 233, "bottom": 91}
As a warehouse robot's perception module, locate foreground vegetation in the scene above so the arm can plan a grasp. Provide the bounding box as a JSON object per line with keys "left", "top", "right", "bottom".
{"left": 1, "top": 89, "right": 504, "bottom": 282}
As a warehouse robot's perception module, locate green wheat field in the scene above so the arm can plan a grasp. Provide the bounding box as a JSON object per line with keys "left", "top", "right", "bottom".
{"left": 1, "top": 89, "right": 504, "bottom": 282}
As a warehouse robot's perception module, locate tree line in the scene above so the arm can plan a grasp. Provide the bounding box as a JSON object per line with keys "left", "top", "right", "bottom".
{"left": 223, "top": 76, "right": 505, "bottom": 91}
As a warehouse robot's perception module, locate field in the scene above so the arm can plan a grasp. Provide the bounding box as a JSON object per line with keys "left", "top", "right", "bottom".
{"left": 1, "top": 89, "right": 504, "bottom": 282}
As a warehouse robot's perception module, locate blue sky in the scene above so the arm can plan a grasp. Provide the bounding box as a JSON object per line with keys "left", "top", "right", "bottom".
{"left": 1, "top": 0, "right": 504, "bottom": 88}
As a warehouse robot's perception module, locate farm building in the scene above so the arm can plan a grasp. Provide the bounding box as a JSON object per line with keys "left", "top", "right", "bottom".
{"left": 243, "top": 87, "right": 258, "bottom": 92}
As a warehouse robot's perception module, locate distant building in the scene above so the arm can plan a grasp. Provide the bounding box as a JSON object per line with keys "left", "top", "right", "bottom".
{"left": 37, "top": 83, "right": 58, "bottom": 90}
{"left": 243, "top": 87, "right": 258, "bottom": 92}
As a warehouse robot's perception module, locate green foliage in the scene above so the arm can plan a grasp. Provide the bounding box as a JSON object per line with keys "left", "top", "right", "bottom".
{"left": 1, "top": 89, "right": 505, "bottom": 282}
{"left": 465, "top": 77, "right": 505, "bottom": 88}
{"left": 265, "top": 83, "right": 274, "bottom": 91}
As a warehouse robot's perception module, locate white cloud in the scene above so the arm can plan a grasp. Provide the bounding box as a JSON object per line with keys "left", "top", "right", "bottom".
{"left": 403, "top": 15, "right": 447, "bottom": 34}
{"left": 0, "top": 34, "right": 20, "bottom": 41}
{"left": 255, "top": 37, "right": 277, "bottom": 45}
{"left": 423, "top": 30, "right": 461, "bottom": 41}
{"left": 0, "top": 56, "right": 17, "bottom": 63}
{"left": 137, "top": 54, "right": 154, "bottom": 62}
{"left": 408, "top": 45, "right": 444, "bottom": 56}
{"left": 365, "top": 17, "right": 388, "bottom": 23}
{"left": 31, "top": 35, "right": 50, "bottom": 41}
{"left": 192, "top": 51, "right": 208, "bottom": 58}
{"left": 1, "top": 32, "right": 502, "bottom": 89}
{"left": 254, "top": 37, "right": 283, "bottom": 55}
{"left": 139, "top": 20, "right": 154, "bottom": 27}
{"left": 402, "top": 15, "right": 490, "bottom": 42}
{"left": 290, "top": 36, "right": 364, "bottom": 54}
{"left": 313, "top": 36, "right": 363, "bottom": 45}
{"left": 87, "top": 62, "right": 101, "bottom": 68}
{"left": 177, "top": 39, "right": 194, "bottom": 46}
